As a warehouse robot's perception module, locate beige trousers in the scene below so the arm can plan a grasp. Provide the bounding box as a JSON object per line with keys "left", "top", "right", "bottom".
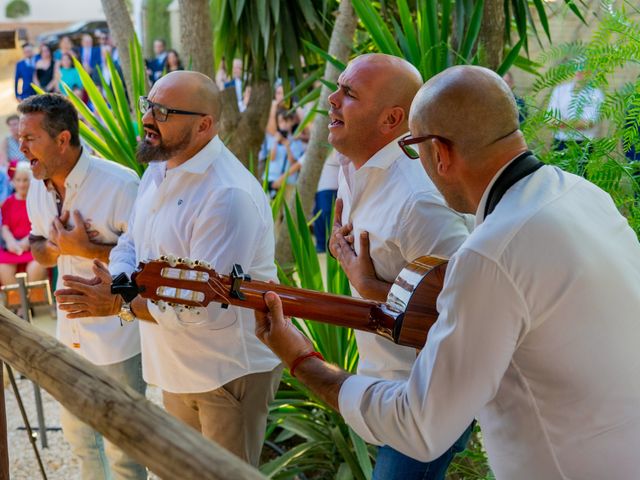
{"left": 162, "top": 365, "right": 283, "bottom": 466}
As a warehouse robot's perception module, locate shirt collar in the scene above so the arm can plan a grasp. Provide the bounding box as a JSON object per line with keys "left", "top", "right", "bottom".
{"left": 44, "top": 148, "right": 90, "bottom": 193}
{"left": 167, "top": 135, "right": 222, "bottom": 175}
{"left": 359, "top": 133, "right": 409, "bottom": 171}
{"left": 474, "top": 153, "right": 524, "bottom": 227}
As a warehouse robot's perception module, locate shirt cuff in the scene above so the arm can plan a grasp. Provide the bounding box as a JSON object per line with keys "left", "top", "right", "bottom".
{"left": 109, "top": 261, "right": 136, "bottom": 278}
{"left": 338, "top": 374, "right": 384, "bottom": 446}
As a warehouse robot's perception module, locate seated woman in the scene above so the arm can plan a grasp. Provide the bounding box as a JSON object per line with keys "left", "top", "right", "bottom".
{"left": 0, "top": 162, "right": 47, "bottom": 287}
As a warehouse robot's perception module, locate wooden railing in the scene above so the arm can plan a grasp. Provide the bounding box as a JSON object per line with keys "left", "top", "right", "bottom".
{"left": 0, "top": 305, "right": 265, "bottom": 480}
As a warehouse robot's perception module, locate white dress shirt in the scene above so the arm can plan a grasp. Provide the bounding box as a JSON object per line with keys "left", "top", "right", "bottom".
{"left": 547, "top": 81, "right": 604, "bottom": 141}
{"left": 337, "top": 136, "right": 472, "bottom": 380}
{"left": 339, "top": 162, "right": 640, "bottom": 479}
{"left": 27, "top": 150, "right": 141, "bottom": 365}
{"left": 109, "top": 135, "right": 280, "bottom": 393}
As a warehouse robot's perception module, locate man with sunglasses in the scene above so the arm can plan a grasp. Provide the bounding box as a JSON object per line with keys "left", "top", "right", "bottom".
{"left": 56, "top": 71, "right": 282, "bottom": 466}
{"left": 326, "top": 54, "right": 473, "bottom": 479}
{"left": 256, "top": 66, "right": 640, "bottom": 478}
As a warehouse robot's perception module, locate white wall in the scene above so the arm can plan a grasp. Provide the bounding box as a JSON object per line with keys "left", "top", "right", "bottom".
{"left": 0, "top": 0, "right": 105, "bottom": 23}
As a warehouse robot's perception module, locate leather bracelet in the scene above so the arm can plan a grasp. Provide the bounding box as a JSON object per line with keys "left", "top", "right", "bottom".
{"left": 289, "top": 351, "right": 324, "bottom": 378}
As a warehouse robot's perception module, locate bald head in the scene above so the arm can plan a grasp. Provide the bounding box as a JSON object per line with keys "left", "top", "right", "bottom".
{"left": 152, "top": 70, "right": 221, "bottom": 121}
{"left": 328, "top": 54, "right": 423, "bottom": 165}
{"left": 410, "top": 66, "right": 519, "bottom": 156}
{"left": 349, "top": 54, "right": 423, "bottom": 114}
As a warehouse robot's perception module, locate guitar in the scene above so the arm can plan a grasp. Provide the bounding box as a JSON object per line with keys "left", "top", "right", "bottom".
{"left": 112, "top": 255, "right": 448, "bottom": 349}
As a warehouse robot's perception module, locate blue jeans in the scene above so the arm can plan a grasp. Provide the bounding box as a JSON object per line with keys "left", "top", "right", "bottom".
{"left": 372, "top": 422, "right": 475, "bottom": 480}
{"left": 313, "top": 189, "right": 337, "bottom": 253}
{"left": 60, "top": 353, "right": 147, "bottom": 480}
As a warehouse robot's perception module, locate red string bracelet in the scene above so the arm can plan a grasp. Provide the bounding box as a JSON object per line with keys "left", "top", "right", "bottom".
{"left": 289, "top": 351, "right": 324, "bottom": 377}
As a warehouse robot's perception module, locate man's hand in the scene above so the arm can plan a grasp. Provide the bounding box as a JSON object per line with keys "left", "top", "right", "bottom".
{"left": 256, "top": 291, "right": 350, "bottom": 411}
{"left": 328, "top": 199, "right": 391, "bottom": 302}
{"left": 255, "top": 291, "right": 316, "bottom": 368}
{"left": 50, "top": 210, "right": 100, "bottom": 258}
{"left": 328, "top": 198, "right": 354, "bottom": 258}
{"left": 55, "top": 259, "right": 121, "bottom": 318}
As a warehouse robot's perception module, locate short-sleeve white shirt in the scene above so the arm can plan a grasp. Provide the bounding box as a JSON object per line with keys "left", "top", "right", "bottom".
{"left": 109, "top": 135, "right": 280, "bottom": 393}
{"left": 337, "top": 136, "right": 472, "bottom": 380}
{"left": 27, "top": 150, "right": 141, "bottom": 365}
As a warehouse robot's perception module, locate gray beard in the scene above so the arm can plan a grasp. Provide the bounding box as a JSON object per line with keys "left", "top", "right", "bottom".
{"left": 135, "top": 134, "right": 191, "bottom": 164}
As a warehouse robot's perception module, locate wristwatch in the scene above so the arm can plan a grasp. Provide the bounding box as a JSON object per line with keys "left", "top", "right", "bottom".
{"left": 118, "top": 301, "right": 135, "bottom": 323}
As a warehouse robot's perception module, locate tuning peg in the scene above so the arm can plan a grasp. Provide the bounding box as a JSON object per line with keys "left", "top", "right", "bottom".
{"left": 157, "top": 300, "right": 167, "bottom": 312}
{"left": 183, "top": 258, "right": 195, "bottom": 268}
{"left": 165, "top": 255, "right": 177, "bottom": 267}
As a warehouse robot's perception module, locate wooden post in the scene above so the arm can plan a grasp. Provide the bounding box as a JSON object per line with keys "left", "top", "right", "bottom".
{"left": 0, "top": 306, "right": 265, "bottom": 480}
{"left": 0, "top": 361, "right": 9, "bottom": 480}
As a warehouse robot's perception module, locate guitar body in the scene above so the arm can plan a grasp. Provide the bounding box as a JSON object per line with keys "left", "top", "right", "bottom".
{"left": 387, "top": 256, "right": 448, "bottom": 348}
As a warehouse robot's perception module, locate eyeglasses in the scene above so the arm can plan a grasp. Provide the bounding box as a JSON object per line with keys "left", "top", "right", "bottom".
{"left": 398, "top": 134, "right": 452, "bottom": 160}
{"left": 138, "top": 96, "right": 206, "bottom": 123}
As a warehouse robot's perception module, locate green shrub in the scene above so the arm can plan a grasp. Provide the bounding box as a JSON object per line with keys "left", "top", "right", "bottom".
{"left": 5, "top": 0, "right": 29, "bottom": 19}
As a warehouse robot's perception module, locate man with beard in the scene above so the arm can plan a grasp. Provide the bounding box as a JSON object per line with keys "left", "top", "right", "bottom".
{"left": 21, "top": 94, "right": 146, "bottom": 480}
{"left": 56, "top": 71, "right": 283, "bottom": 466}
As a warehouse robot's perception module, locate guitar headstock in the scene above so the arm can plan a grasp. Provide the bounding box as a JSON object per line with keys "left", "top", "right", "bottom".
{"left": 131, "top": 255, "right": 233, "bottom": 309}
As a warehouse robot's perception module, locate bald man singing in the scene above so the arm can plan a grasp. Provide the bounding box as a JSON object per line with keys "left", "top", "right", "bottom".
{"left": 57, "top": 71, "right": 282, "bottom": 465}
{"left": 255, "top": 65, "right": 640, "bottom": 479}
{"left": 326, "top": 54, "right": 473, "bottom": 479}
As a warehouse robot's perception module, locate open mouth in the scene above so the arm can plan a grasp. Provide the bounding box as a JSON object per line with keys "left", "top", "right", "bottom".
{"left": 144, "top": 130, "right": 161, "bottom": 143}
{"left": 29, "top": 159, "right": 39, "bottom": 168}
{"left": 329, "top": 109, "right": 344, "bottom": 128}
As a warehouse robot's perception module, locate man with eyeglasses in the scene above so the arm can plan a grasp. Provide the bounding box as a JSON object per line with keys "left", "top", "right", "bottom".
{"left": 325, "top": 53, "right": 473, "bottom": 480}
{"left": 55, "top": 70, "right": 282, "bottom": 467}
{"left": 21, "top": 93, "right": 146, "bottom": 480}
{"left": 256, "top": 66, "right": 640, "bottom": 478}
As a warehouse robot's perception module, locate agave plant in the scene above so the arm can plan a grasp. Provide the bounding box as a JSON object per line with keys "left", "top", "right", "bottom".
{"left": 260, "top": 191, "right": 371, "bottom": 479}
{"left": 350, "top": 0, "right": 527, "bottom": 79}
{"left": 35, "top": 36, "right": 148, "bottom": 177}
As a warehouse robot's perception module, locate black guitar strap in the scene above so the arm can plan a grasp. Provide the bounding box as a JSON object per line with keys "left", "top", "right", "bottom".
{"left": 484, "top": 151, "right": 544, "bottom": 218}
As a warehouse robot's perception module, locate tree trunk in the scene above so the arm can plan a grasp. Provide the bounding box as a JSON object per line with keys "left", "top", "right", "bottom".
{"left": 100, "top": 0, "right": 137, "bottom": 103}
{"left": 178, "top": 0, "right": 214, "bottom": 78}
{"left": 219, "top": 80, "right": 273, "bottom": 170}
{"left": 0, "top": 308, "right": 264, "bottom": 480}
{"left": 274, "top": 0, "right": 357, "bottom": 267}
{"left": 479, "top": 0, "right": 505, "bottom": 71}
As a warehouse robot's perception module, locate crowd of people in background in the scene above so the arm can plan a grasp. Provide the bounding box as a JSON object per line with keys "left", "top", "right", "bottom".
{"left": 14, "top": 31, "right": 122, "bottom": 103}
